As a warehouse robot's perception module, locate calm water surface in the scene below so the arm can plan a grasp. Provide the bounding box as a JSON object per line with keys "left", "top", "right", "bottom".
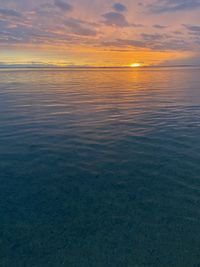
{"left": 0, "top": 68, "right": 200, "bottom": 267}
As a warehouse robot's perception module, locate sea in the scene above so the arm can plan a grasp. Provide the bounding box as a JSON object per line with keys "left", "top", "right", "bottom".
{"left": 0, "top": 67, "right": 200, "bottom": 267}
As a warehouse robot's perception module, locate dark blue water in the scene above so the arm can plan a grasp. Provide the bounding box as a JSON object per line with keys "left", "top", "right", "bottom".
{"left": 0, "top": 68, "right": 200, "bottom": 267}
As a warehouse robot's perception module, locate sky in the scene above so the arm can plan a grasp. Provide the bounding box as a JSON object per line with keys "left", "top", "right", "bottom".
{"left": 0, "top": 0, "right": 200, "bottom": 67}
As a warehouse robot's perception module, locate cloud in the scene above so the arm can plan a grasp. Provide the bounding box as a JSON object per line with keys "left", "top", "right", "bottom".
{"left": 140, "top": 33, "right": 166, "bottom": 41}
{"left": 102, "top": 33, "right": 191, "bottom": 51}
{"left": 54, "top": 0, "right": 73, "bottom": 11}
{"left": 153, "top": 24, "right": 168, "bottom": 29}
{"left": 65, "top": 18, "right": 97, "bottom": 36}
{"left": 0, "top": 8, "right": 22, "bottom": 17}
{"left": 112, "top": 3, "right": 127, "bottom": 12}
{"left": 183, "top": 24, "right": 200, "bottom": 34}
{"left": 163, "top": 55, "right": 200, "bottom": 66}
{"left": 148, "top": 0, "right": 200, "bottom": 13}
{"left": 0, "top": 19, "right": 9, "bottom": 27}
{"left": 132, "top": 23, "right": 144, "bottom": 27}
{"left": 151, "top": 39, "right": 189, "bottom": 51}
{"left": 102, "top": 39, "right": 146, "bottom": 48}
{"left": 102, "top": 12, "right": 129, "bottom": 27}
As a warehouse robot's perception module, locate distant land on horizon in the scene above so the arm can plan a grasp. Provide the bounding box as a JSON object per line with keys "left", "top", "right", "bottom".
{"left": 0, "top": 64, "right": 200, "bottom": 69}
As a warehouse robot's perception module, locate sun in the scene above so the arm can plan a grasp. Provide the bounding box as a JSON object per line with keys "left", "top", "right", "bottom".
{"left": 130, "top": 63, "right": 142, "bottom": 68}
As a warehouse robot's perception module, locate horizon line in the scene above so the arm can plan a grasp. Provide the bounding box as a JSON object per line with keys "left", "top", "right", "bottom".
{"left": 0, "top": 64, "right": 200, "bottom": 69}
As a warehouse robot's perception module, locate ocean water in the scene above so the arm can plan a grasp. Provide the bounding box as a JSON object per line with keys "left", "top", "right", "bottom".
{"left": 0, "top": 67, "right": 200, "bottom": 267}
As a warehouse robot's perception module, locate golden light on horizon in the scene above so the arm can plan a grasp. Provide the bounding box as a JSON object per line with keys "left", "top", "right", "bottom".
{"left": 130, "top": 63, "right": 142, "bottom": 68}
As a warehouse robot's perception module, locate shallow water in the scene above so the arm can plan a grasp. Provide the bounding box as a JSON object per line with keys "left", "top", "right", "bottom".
{"left": 0, "top": 68, "right": 200, "bottom": 267}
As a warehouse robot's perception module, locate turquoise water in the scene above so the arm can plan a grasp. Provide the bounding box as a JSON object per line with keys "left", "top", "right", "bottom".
{"left": 0, "top": 68, "right": 200, "bottom": 267}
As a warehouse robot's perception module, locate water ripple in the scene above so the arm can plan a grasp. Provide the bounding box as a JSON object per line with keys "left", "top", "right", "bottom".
{"left": 0, "top": 68, "right": 200, "bottom": 266}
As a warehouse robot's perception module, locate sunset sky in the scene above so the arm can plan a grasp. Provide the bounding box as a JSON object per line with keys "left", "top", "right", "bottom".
{"left": 0, "top": 0, "right": 200, "bottom": 66}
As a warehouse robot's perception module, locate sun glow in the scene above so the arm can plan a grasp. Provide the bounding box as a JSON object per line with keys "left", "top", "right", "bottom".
{"left": 130, "top": 63, "right": 142, "bottom": 68}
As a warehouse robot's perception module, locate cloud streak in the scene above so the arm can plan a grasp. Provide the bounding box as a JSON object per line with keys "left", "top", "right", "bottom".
{"left": 65, "top": 18, "right": 97, "bottom": 36}
{"left": 112, "top": 3, "right": 127, "bottom": 12}
{"left": 54, "top": 0, "right": 73, "bottom": 11}
{"left": 0, "top": 8, "right": 22, "bottom": 17}
{"left": 102, "top": 12, "right": 130, "bottom": 27}
{"left": 148, "top": 0, "right": 200, "bottom": 13}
